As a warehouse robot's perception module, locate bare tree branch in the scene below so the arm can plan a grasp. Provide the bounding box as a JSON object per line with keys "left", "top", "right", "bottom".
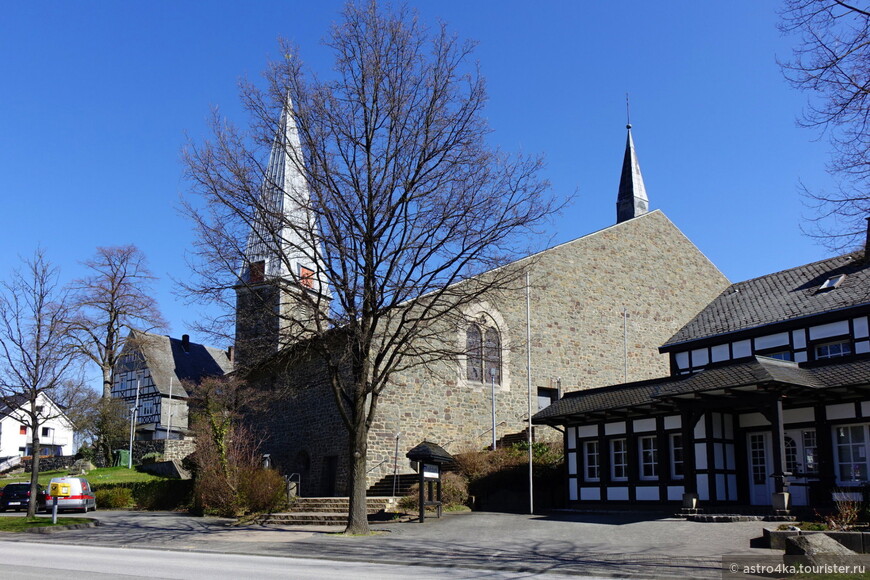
{"left": 780, "top": 0, "right": 870, "bottom": 248}
{"left": 68, "top": 245, "right": 166, "bottom": 398}
{"left": 182, "top": 1, "right": 558, "bottom": 534}
{"left": 0, "top": 249, "right": 83, "bottom": 517}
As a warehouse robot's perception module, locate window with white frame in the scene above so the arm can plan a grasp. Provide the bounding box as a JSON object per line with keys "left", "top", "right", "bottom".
{"left": 610, "top": 438, "right": 628, "bottom": 481}
{"left": 670, "top": 433, "right": 684, "bottom": 479}
{"left": 639, "top": 436, "right": 658, "bottom": 479}
{"left": 835, "top": 425, "right": 869, "bottom": 484}
{"left": 584, "top": 440, "right": 600, "bottom": 481}
{"left": 816, "top": 341, "right": 852, "bottom": 360}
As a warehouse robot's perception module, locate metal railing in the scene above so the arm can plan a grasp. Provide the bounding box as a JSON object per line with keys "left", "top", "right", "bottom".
{"left": 286, "top": 472, "right": 301, "bottom": 500}
{"left": 0, "top": 456, "right": 21, "bottom": 473}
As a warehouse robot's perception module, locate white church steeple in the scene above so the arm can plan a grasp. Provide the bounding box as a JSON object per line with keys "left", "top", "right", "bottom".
{"left": 242, "top": 96, "right": 328, "bottom": 297}
{"left": 235, "top": 96, "right": 329, "bottom": 366}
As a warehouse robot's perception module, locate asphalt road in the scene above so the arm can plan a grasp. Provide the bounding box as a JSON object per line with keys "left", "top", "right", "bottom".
{"left": 0, "top": 509, "right": 778, "bottom": 578}
{"left": 0, "top": 541, "right": 592, "bottom": 579}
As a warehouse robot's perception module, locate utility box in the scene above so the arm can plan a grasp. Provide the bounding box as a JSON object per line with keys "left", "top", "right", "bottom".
{"left": 49, "top": 482, "right": 71, "bottom": 497}
{"left": 113, "top": 449, "right": 130, "bottom": 467}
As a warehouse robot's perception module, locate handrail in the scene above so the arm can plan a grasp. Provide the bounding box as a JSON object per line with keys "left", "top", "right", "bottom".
{"left": 367, "top": 458, "right": 389, "bottom": 474}
{"left": 0, "top": 456, "right": 22, "bottom": 473}
{"left": 286, "top": 472, "right": 301, "bottom": 500}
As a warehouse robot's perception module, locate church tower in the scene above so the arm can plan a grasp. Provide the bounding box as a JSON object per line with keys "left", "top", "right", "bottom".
{"left": 234, "top": 97, "right": 329, "bottom": 367}
{"left": 615, "top": 123, "right": 649, "bottom": 223}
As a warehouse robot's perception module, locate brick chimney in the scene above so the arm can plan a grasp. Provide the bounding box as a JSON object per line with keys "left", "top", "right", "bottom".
{"left": 181, "top": 334, "right": 190, "bottom": 353}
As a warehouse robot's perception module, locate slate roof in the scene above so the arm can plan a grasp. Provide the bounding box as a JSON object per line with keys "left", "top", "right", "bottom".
{"left": 128, "top": 331, "right": 233, "bottom": 398}
{"left": 406, "top": 441, "right": 454, "bottom": 464}
{"left": 663, "top": 251, "right": 870, "bottom": 348}
{"left": 533, "top": 375, "right": 684, "bottom": 423}
{"left": 533, "top": 355, "right": 870, "bottom": 425}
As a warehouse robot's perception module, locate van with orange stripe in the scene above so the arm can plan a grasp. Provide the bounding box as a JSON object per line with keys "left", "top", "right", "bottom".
{"left": 46, "top": 477, "right": 96, "bottom": 513}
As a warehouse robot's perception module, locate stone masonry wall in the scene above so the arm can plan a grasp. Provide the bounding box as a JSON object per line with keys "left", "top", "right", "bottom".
{"left": 132, "top": 438, "right": 196, "bottom": 464}
{"left": 365, "top": 211, "right": 729, "bottom": 487}
{"left": 252, "top": 211, "right": 730, "bottom": 494}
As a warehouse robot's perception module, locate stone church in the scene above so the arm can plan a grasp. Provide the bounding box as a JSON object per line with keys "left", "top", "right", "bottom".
{"left": 238, "top": 108, "right": 730, "bottom": 496}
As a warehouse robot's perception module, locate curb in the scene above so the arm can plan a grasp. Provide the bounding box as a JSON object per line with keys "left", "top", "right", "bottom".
{"left": 23, "top": 519, "right": 101, "bottom": 534}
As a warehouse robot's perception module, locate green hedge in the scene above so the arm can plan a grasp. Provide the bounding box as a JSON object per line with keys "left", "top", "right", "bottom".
{"left": 92, "top": 480, "right": 194, "bottom": 510}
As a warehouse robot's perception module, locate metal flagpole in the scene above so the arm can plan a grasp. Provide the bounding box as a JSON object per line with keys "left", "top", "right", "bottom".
{"left": 526, "top": 270, "right": 534, "bottom": 515}
{"left": 128, "top": 374, "right": 141, "bottom": 469}
{"left": 166, "top": 377, "right": 174, "bottom": 440}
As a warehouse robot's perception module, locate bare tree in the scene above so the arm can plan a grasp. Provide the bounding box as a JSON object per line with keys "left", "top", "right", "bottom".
{"left": 0, "top": 250, "right": 84, "bottom": 518}
{"left": 74, "top": 392, "right": 129, "bottom": 466}
{"left": 69, "top": 245, "right": 166, "bottom": 398}
{"left": 780, "top": 0, "right": 870, "bottom": 247}
{"left": 183, "top": 1, "right": 555, "bottom": 533}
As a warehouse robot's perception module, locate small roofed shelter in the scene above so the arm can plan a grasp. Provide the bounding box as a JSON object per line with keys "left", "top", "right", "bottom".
{"left": 406, "top": 441, "right": 453, "bottom": 521}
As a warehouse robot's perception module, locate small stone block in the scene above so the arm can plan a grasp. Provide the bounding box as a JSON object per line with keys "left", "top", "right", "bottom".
{"left": 825, "top": 531, "right": 864, "bottom": 553}
{"left": 764, "top": 528, "right": 797, "bottom": 550}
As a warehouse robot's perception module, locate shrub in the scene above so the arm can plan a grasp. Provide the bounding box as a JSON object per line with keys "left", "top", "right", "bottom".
{"left": 400, "top": 471, "right": 469, "bottom": 512}
{"left": 140, "top": 452, "right": 164, "bottom": 465}
{"left": 238, "top": 468, "right": 288, "bottom": 514}
{"left": 95, "top": 487, "right": 133, "bottom": 509}
{"left": 91, "top": 480, "right": 194, "bottom": 511}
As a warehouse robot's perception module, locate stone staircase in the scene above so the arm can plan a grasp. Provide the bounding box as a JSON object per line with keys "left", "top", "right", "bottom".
{"left": 260, "top": 496, "right": 400, "bottom": 526}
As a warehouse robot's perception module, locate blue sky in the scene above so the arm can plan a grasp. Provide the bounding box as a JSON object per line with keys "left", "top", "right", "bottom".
{"left": 0, "top": 1, "right": 839, "bottom": 352}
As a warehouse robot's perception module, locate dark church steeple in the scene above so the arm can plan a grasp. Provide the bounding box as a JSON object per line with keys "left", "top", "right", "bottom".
{"left": 616, "top": 123, "right": 649, "bottom": 223}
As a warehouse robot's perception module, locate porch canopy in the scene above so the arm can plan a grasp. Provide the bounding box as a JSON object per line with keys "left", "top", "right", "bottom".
{"left": 534, "top": 355, "right": 870, "bottom": 427}
{"left": 533, "top": 355, "right": 870, "bottom": 501}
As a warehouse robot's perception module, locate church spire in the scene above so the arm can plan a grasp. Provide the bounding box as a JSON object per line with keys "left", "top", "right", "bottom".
{"left": 241, "top": 95, "right": 328, "bottom": 298}
{"left": 235, "top": 96, "right": 330, "bottom": 367}
{"left": 615, "top": 122, "right": 649, "bottom": 224}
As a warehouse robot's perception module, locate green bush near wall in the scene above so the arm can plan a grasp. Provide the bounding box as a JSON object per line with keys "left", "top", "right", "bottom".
{"left": 92, "top": 480, "right": 194, "bottom": 511}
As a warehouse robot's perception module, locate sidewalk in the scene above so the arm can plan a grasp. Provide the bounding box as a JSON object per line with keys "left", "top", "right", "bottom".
{"left": 0, "top": 510, "right": 780, "bottom": 578}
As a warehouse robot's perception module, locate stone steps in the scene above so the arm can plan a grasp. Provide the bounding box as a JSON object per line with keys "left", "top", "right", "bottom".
{"left": 367, "top": 474, "right": 419, "bottom": 497}
{"left": 261, "top": 496, "right": 402, "bottom": 526}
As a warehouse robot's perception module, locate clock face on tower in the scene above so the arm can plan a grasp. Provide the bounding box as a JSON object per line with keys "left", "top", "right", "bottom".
{"left": 299, "top": 266, "right": 315, "bottom": 289}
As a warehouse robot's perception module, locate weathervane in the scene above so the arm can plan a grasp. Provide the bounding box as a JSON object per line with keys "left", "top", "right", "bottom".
{"left": 625, "top": 93, "right": 632, "bottom": 130}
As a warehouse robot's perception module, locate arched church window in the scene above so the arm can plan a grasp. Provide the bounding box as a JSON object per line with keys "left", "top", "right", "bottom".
{"left": 466, "top": 324, "right": 483, "bottom": 382}
{"left": 484, "top": 327, "right": 501, "bottom": 384}
{"left": 466, "top": 321, "right": 501, "bottom": 385}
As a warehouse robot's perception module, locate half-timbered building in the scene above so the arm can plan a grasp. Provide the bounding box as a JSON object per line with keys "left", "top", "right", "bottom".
{"left": 534, "top": 243, "right": 870, "bottom": 511}
{"left": 112, "top": 330, "right": 233, "bottom": 440}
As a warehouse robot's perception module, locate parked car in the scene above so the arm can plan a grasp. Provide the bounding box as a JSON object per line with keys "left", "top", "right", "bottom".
{"left": 46, "top": 476, "right": 96, "bottom": 512}
{"left": 0, "top": 483, "right": 47, "bottom": 512}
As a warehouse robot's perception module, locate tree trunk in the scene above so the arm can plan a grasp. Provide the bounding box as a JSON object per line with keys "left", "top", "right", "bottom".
{"left": 102, "top": 365, "right": 112, "bottom": 399}
{"left": 344, "top": 420, "right": 370, "bottom": 535}
{"left": 28, "top": 433, "right": 40, "bottom": 519}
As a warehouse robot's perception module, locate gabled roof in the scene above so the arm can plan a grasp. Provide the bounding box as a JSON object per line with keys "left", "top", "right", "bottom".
{"left": 654, "top": 356, "right": 825, "bottom": 396}
{"left": 533, "top": 355, "right": 870, "bottom": 425}
{"left": 0, "top": 392, "right": 71, "bottom": 424}
{"left": 663, "top": 251, "right": 870, "bottom": 349}
{"left": 124, "top": 331, "right": 232, "bottom": 398}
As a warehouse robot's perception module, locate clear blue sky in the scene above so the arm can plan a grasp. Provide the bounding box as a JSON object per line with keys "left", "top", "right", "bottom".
{"left": 0, "top": 1, "right": 838, "bottom": 353}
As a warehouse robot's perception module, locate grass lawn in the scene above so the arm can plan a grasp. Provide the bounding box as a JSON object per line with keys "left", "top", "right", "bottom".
{"left": 0, "top": 466, "right": 168, "bottom": 487}
{"left": 0, "top": 516, "right": 87, "bottom": 532}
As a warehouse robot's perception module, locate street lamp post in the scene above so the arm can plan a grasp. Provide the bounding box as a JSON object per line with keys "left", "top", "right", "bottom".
{"left": 490, "top": 367, "right": 497, "bottom": 450}
{"left": 127, "top": 374, "right": 141, "bottom": 469}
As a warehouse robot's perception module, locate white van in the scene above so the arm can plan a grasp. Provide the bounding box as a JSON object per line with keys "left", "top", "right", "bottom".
{"left": 47, "top": 476, "right": 97, "bottom": 513}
